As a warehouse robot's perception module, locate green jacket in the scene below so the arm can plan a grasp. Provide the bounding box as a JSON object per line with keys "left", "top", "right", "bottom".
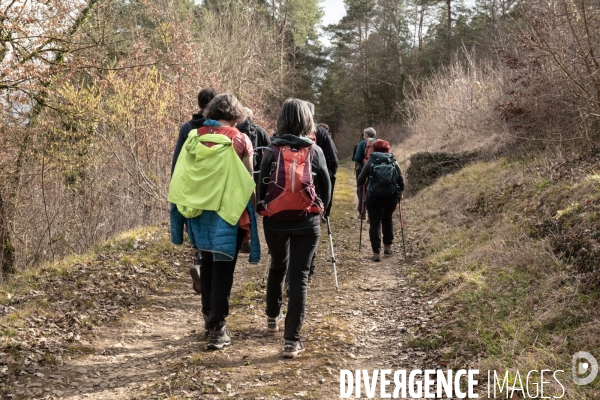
{"left": 167, "top": 131, "right": 255, "bottom": 225}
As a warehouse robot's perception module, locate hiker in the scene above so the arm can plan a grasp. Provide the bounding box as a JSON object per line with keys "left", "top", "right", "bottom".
{"left": 353, "top": 127, "right": 377, "bottom": 216}
{"left": 171, "top": 88, "right": 217, "bottom": 294}
{"left": 257, "top": 98, "right": 331, "bottom": 358}
{"left": 305, "top": 102, "right": 338, "bottom": 281}
{"left": 356, "top": 139, "right": 404, "bottom": 262}
{"left": 236, "top": 108, "right": 271, "bottom": 185}
{"left": 168, "top": 93, "right": 259, "bottom": 350}
{"left": 236, "top": 108, "right": 270, "bottom": 253}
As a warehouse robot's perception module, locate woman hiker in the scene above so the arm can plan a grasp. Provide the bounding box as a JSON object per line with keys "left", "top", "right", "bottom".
{"left": 356, "top": 139, "right": 405, "bottom": 262}
{"left": 257, "top": 98, "right": 331, "bottom": 358}
{"left": 168, "top": 93, "right": 260, "bottom": 350}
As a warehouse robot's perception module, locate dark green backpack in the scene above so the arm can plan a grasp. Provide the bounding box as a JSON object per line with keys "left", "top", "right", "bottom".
{"left": 367, "top": 153, "right": 399, "bottom": 197}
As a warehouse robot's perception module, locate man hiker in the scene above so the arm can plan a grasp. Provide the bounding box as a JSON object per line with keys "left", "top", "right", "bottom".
{"left": 353, "top": 127, "right": 377, "bottom": 217}
{"left": 306, "top": 102, "right": 338, "bottom": 282}
{"left": 236, "top": 108, "right": 270, "bottom": 253}
{"left": 171, "top": 88, "right": 217, "bottom": 295}
{"left": 356, "top": 139, "right": 405, "bottom": 262}
{"left": 236, "top": 108, "right": 271, "bottom": 185}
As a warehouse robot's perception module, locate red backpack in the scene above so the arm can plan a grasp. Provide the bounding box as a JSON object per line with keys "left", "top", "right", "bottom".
{"left": 257, "top": 144, "right": 324, "bottom": 221}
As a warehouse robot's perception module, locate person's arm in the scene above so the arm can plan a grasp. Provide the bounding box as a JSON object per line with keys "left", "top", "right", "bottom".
{"left": 353, "top": 140, "right": 365, "bottom": 162}
{"left": 257, "top": 148, "right": 274, "bottom": 203}
{"left": 313, "top": 147, "right": 332, "bottom": 211}
{"left": 170, "top": 122, "right": 191, "bottom": 178}
{"left": 395, "top": 162, "right": 405, "bottom": 192}
{"left": 357, "top": 162, "right": 370, "bottom": 187}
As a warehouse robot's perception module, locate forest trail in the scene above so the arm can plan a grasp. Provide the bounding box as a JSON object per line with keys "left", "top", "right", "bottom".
{"left": 3, "top": 165, "right": 445, "bottom": 399}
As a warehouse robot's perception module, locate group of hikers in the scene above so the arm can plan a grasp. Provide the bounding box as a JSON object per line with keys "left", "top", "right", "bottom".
{"left": 168, "top": 88, "right": 403, "bottom": 358}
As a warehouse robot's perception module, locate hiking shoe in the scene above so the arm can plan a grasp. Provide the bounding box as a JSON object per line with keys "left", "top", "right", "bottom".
{"left": 384, "top": 245, "right": 394, "bottom": 256}
{"left": 240, "top": 240, "right": 251, "bottom": 253}
{"left": 372, "top": 252, "right": 381, "bottom": 262}
{"left": 282, "top": 341, "right": 305, "bottom": 358}
{"left": 267, "top": 312, "right": 284, "bottom": 332}
{"left": 207, "top": 326, "right": 231, "bottom": 350}
{"left": 190, "top": 265, "right": 201, "bottom": 294}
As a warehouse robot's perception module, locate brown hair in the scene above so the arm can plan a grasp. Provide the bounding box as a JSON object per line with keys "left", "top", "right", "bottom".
{"left": 203, "top": 93, "right": 247, "bottom": 122}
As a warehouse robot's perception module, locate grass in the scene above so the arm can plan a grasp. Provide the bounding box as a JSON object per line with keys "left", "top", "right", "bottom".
{"left": 405, "top": 157, "right": 600, "bottom": 399}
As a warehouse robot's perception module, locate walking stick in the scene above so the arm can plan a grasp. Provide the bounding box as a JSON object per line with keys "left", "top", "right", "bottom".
{"left": 398, "top": 201, "right": 407, "bottom": 262}
{"left": 326, "top": 216, "right": 339, "bottom": 292}
{"left": 359, "top": 184, "right": 366, "bottom": 250}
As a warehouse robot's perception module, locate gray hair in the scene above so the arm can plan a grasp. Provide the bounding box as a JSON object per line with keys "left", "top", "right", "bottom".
{"left": 244, "top": 107, "right": 253, "bottom": 119}
{"left": 305, "top": 101, "right": 315, "bottom": 116}
{"left": 363, "top": 127, "right": 376, "bottom": 138}
{"left": 277, "top": 98, "right": 315, "bottom": 138}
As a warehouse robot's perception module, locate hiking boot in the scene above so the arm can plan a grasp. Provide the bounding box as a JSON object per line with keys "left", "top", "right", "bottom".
{"left": 267, "top": 312, "right": 284, "bottom": 332}
{"left": 384, "top": 245, "right": 394, "bottom": 256}
{"left": 372, "top": 252, "right": 381, "bottom": 262}
{"left": 207, "top": 326, "right": 231, "bottom": 350}
{"left": 240, "top": 240, "right": 251, "bottom": 253}
{"left": 282, "top": 341, "right": 305, "bottom": 358}
{"left": 189, "top": 265, "right": 201, "bottom": 294}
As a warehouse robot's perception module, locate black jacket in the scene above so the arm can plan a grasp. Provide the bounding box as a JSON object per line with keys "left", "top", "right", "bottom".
{"left": 357, "top": 154, "right": 405, "bottom": 193}
{"left": 315, "top": 125, "right": 338, "bottom": 177}
{"left": 236, "top": 118, "right": 270, "bottom": 149}
{"left": 171, "top": 112, "right": 205, "bottom": 177}
{"left": 258, "top": 134, "right": 332, "bottom": 231}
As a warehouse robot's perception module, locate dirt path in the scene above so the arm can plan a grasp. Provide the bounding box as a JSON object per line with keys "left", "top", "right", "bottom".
{"left": 10, "top": 166, "right": 443, "bottom": 399}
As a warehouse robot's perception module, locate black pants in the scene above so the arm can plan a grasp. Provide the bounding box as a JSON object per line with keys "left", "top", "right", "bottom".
{"left": 366, "top": 195, "right": 397, "bottom": 253}
{"left": 264, "top": 227, "right": 320, "bottom": 342}
{"left": 200, "top": 229, "right": 245, "bottom": 329}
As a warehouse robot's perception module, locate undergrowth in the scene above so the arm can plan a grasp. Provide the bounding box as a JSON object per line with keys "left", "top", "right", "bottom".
{"left": 406, "top": 153, "right": 600, "bottom": 399}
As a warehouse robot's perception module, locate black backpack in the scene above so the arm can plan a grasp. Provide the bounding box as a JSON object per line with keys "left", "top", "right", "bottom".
{"left": 367, "top": 153, "right": 399, "bottom": 197}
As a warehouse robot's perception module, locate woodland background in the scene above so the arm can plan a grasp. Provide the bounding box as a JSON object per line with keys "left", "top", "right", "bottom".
{"left": 1, "top": 0, "right": 599, "bottom": 278}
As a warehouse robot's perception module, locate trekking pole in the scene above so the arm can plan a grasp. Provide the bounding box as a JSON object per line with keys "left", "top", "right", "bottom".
{"left": 326, "top": 216, "right": 339, "bottom": 292}
{"left": 398, "top": 201, "right": 407, "bottom": 262}
{"left": 358, "top": 184, "right": 366, "bottom": 250}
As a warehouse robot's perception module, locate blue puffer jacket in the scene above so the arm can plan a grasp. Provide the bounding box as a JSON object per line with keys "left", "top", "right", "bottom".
{"left": 170, "top": 202, "right": 260, "bottom": 263}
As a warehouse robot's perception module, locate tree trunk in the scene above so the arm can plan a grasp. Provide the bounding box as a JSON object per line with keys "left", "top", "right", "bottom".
{"left": 447, "top": 0, "right": 452, "bottom": 61}
{"left": 0, "top": 189, "right": 15, "bottom": 277}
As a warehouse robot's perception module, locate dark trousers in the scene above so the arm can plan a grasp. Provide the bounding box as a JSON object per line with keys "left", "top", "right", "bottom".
{"left": 200, "top": 229, "right": 245, "bottom": 329}
{"left": 264, "top": 227, "right": 320, "bottom": 342}
{"left": 366, "top": 195, "right": 397, "bottom": 253}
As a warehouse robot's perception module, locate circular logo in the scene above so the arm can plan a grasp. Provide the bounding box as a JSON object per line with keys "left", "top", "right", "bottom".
{"left": 572, "top": 352, "right": 599, "bottom": 385}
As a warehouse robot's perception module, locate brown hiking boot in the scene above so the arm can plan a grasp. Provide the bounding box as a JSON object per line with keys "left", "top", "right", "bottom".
{"left": 384, "top": 245, "right": 394, "bottom": 256}
{"left": 372, "top": 252, "right": 381, "bottom": 262}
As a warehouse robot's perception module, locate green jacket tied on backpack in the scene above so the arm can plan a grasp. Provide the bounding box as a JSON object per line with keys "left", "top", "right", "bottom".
{"left": 168, "top": 131, "right": 256, "bottom": 225}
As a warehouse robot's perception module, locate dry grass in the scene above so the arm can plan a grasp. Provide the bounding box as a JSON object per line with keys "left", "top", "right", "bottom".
{"left": 405, "top": 157, "right": 600, "bottom": 399}
{"left": 395, "top": 56, "right": 512, "bottom": 164}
